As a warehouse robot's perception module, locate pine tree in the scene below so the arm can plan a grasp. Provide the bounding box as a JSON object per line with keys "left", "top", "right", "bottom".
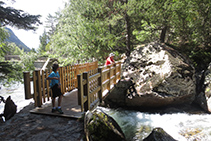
{"left": 0, "top": 1, "right": 41, "bottom": 30}
{"left": 0, "top": 1, "right": 41, "bottom": 84}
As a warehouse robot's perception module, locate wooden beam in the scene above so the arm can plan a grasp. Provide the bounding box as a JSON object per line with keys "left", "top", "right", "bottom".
{"left": 23, "top": 72, "right": 31, "bottom": 99}
{"left": 77, "top": 74, "right": 84, "bottom": 112}
{"left": 83, "top": 72, "right": 90, "bottom": 111}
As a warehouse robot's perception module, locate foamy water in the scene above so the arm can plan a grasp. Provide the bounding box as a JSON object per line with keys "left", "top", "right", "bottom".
{"left": 0, "top": 83, "right": 33, "bottom": 114}
{"left": 99, "top": 107, "right": 211, "bottom": 141}
{"left": 1, "top": 83, "right": 211, "bottom": 140}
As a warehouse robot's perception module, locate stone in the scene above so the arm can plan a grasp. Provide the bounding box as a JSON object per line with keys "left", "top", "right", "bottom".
{"left": 84, "top": 108, "right": 126, "bottom": 141}
{"left": 199, "top": 62, "right": 211, "bottom": 112}
{"left": 143, "top": 127, "right": 177, "bottom": 141}
{"left": 3, "top": 96, "right": 17, "bottom": 121}
{"left": 105, "top": 42, "right": 196, "bottom": 108}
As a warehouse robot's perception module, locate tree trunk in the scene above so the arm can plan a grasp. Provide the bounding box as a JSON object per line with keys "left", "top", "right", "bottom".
{"left": 125, "top": 0, "right": 131, "bottom": 57}
{"left": 160, "top": 26, "right": 167, "bottom": 43}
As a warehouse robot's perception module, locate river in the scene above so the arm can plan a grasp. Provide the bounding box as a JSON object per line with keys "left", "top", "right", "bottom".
{"left": 98, "top": 106, "right": 211, "bottom": 141}
{"left": 1, "top": 83, "right": 211, "bottom": 140}
{"left": 0, "top": 82, "right": 33, "bottom": 114}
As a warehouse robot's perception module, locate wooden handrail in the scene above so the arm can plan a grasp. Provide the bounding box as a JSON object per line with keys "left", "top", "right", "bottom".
{"left": 77, "top": 61, "right": 121, "bottom": 112}
{"left": 23, "top": 61, "right": 98, "bottom": 107}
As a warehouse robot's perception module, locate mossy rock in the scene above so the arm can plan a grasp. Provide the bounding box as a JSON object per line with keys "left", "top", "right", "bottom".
{"left": 84, "top": 108, "right": 126, "bottom": 141}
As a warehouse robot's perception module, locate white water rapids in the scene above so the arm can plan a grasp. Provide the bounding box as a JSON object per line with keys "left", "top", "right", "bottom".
{"left": 0, "top": 83, "right": 33, "bottom": 113}
{"left": 98, "top": 107, "right": 211, "bottom": 141}
{"left": 1, "top": 83, "right": 211, "bottom": 140}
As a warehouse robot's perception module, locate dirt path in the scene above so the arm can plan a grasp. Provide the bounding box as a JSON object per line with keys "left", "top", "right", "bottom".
{"left": 0, "top": 103, "right": 85, "bottom": 141}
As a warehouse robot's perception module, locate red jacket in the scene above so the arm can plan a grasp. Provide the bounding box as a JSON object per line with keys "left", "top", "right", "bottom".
{"left": 105, "top": 57, "right": 115, "bottom": 66}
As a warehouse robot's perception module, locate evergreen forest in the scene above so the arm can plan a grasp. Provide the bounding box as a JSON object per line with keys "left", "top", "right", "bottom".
{"left": 0, "top": 0, "right": 210, "bottom": 85}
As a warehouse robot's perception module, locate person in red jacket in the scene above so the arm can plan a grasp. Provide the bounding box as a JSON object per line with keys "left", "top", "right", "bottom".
{"left": 105, "top": 53, "right": 115, "bottom": 66}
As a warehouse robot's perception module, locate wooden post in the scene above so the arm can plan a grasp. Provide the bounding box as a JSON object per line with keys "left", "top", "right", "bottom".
{"left": 70, "top": 65, "right": 73, "bottom": 90}
{"left": 23, "top": 72, "right": 31, "bottom": 99}
{"left": 83, "top": 72, "right": 90, "bottom": 111}
{"left": 73, "top": 65, "right": 76, "bottom": 88}
{"left": 46, "top": 69, "right": 50, "bottom": 100}
{"left": 98, "top": 68, "right": 103, "bottom": 103}
{"left": 77, "top": 74, "right": 84, "bottom": 112}
{"left": 36, "top": 70, "right": 42, "bottom": 107}
{"left": 64, "top": 66, "right": 67, "bottom": 93}
{"left": 75, "top": 64, "right": 79, "bottom": 88}
{"left": 42, "top": 70, "right": 46, "bottom": 103}
{"left": 67, "top": 66, "right": 70, "bottom": 91}
{"left": 107, "top": 65, "right": 111, "bottom": 91}
{"left": 76, "top": 64, "right": 79, "bottom": 75}
{"left": 114, "top": 63, "right": 117, "bottom": 85}
{"left": 59, "top": 67, "right": 64, "bottom": 94}
{"left": 45, "top": 70, "right": 49, "bottom": 100}
{"left": 86, "top": 63, "right": 88, "bottom": 72}
{"left": 95, "top": 61, "right": 98, "bottom": 70}
{"left": 33, "top": 71, "right": 37, "bottom": 107}
{"left": 119, "top": 62, "right": 121, "bottom": 80}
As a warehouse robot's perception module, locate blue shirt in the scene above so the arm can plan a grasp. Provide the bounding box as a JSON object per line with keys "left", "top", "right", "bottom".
{"left": 48, "top": 71, "right": 60, "bottom": 88}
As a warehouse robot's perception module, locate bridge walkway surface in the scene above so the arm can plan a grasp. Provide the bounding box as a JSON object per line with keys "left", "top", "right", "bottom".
{"left": 30, "top": 89, "right": 84, "bottom": 119}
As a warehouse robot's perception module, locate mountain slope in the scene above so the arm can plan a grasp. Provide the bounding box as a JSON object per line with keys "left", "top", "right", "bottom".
{"left": 5, "top": 27, "right": 31, "bottom": 52}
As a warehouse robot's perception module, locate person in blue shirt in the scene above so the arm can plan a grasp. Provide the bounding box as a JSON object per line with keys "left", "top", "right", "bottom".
{"left": 47, "top": 63, "right": 63, "bottom": 114}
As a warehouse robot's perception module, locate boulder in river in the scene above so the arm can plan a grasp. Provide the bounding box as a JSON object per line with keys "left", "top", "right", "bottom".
{"left": 143, "top": 127, "right": 177, "bottom": 141}
{"left": 105, "top": 42, "right": 196, "bottom": 108}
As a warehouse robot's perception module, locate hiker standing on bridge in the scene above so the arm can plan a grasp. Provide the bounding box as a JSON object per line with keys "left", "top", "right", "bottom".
{"left": 47, "top": 63, "right": 63, "bottom": 114}
{"left": 105, "top": 53, "right": 115, "bottom": 66}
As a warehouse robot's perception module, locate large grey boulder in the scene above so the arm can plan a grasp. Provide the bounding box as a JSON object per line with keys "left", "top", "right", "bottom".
{"left": 106, "top": 42, "right": 196, "bottom": 108}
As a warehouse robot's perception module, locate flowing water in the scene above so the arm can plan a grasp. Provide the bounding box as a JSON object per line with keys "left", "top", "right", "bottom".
{"left": 1, "top": 83, "right": 211, "bottom": 140}
{"left": 98, "top": 107, "right": 211, "bottom": 141}
{"left": 0, "top": 82, "right": 33, "bottom": 114}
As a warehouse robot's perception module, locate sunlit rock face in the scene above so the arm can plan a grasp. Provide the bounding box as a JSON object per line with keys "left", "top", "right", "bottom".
{"left": 110, "top": 42, "right": 196, "bottom": 108}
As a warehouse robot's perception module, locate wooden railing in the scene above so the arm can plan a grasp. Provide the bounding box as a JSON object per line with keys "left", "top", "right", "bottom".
{"left": 23, "top": 61, "right": 98, "bottom": 107}
{"left": 77, "top": 61, "right": 121, "bottom": 112}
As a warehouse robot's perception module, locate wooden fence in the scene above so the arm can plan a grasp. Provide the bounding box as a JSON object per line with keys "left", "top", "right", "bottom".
{"left": 77, "top": 61, "right": 121, "bottom": 112}
{"left": 23, "top": 61, "right": 98, "bottom": 107}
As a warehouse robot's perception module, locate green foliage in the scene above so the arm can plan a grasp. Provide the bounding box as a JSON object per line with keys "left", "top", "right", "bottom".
{"left": 3, "top": 0, "right": 207, "bottom": 74}
{"left": 0, "top": 1, "right": 41, "bottom": 84}
{"left": 38, "top": 30, "right": 49, "bottom": 53}
{"left": 6, "top": 42, "right": 23, "bottom": 55}
{"left": 133, "top": 20, "right": 159, "bottom": 43}
{"left": 0, "top": 61, "right": 23, "bottom": 85}
{"left": 0, "top": 1, "right": 41, "bottom": 30}
{"left": 189, "top": 49, "right": 211, "bottom": 69}
{"left": 49, "top": 0, "right": 148, "bottom": 63}
{"left": 19, "top": 51, "right": 38, "bottom": 72}
{"left": 0, "top": 27, "right": 9, "bottom": 59}
{"left": 0, "top": 42, "right": 37, "bottom": 84}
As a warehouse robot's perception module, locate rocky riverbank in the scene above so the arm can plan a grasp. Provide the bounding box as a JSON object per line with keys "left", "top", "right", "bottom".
{"left": 0, "top": 102, "right": 85, "bottom": 141}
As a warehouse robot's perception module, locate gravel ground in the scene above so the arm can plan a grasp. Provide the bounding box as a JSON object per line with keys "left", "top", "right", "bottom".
{"left": 0, "top": 103, "right": 85, "bottom": 141}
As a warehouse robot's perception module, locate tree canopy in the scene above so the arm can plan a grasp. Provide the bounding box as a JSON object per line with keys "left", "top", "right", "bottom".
{"left": 1, "top": 0, "right": 210, "bottom": 85}
{"left": 0, "top": 0, "right": 41, "bottom": 84}
{"left": 48, "top": 0, "right": 210, "bottom": 66}
{"left": 0, "top": 1, "right": 41, "bottom": 30}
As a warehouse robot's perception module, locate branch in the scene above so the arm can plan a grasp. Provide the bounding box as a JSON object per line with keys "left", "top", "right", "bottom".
{"left": 0, "top": 4, "right": 41, "bottom": 30}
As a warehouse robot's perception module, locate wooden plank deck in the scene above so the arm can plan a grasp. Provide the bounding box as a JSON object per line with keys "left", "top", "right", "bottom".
{"left": 30, "top": 89, "right": 84, "bottom": 119}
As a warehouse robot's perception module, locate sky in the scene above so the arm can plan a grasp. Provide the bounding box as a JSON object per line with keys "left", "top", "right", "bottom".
{"left": 6, "top": 0, "right": 68, "bottom": 50}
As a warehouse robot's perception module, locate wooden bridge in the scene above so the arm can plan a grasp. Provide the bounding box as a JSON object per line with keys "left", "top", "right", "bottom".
{"left": 23, "top": 61, "right": 121, "bottom": 118}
